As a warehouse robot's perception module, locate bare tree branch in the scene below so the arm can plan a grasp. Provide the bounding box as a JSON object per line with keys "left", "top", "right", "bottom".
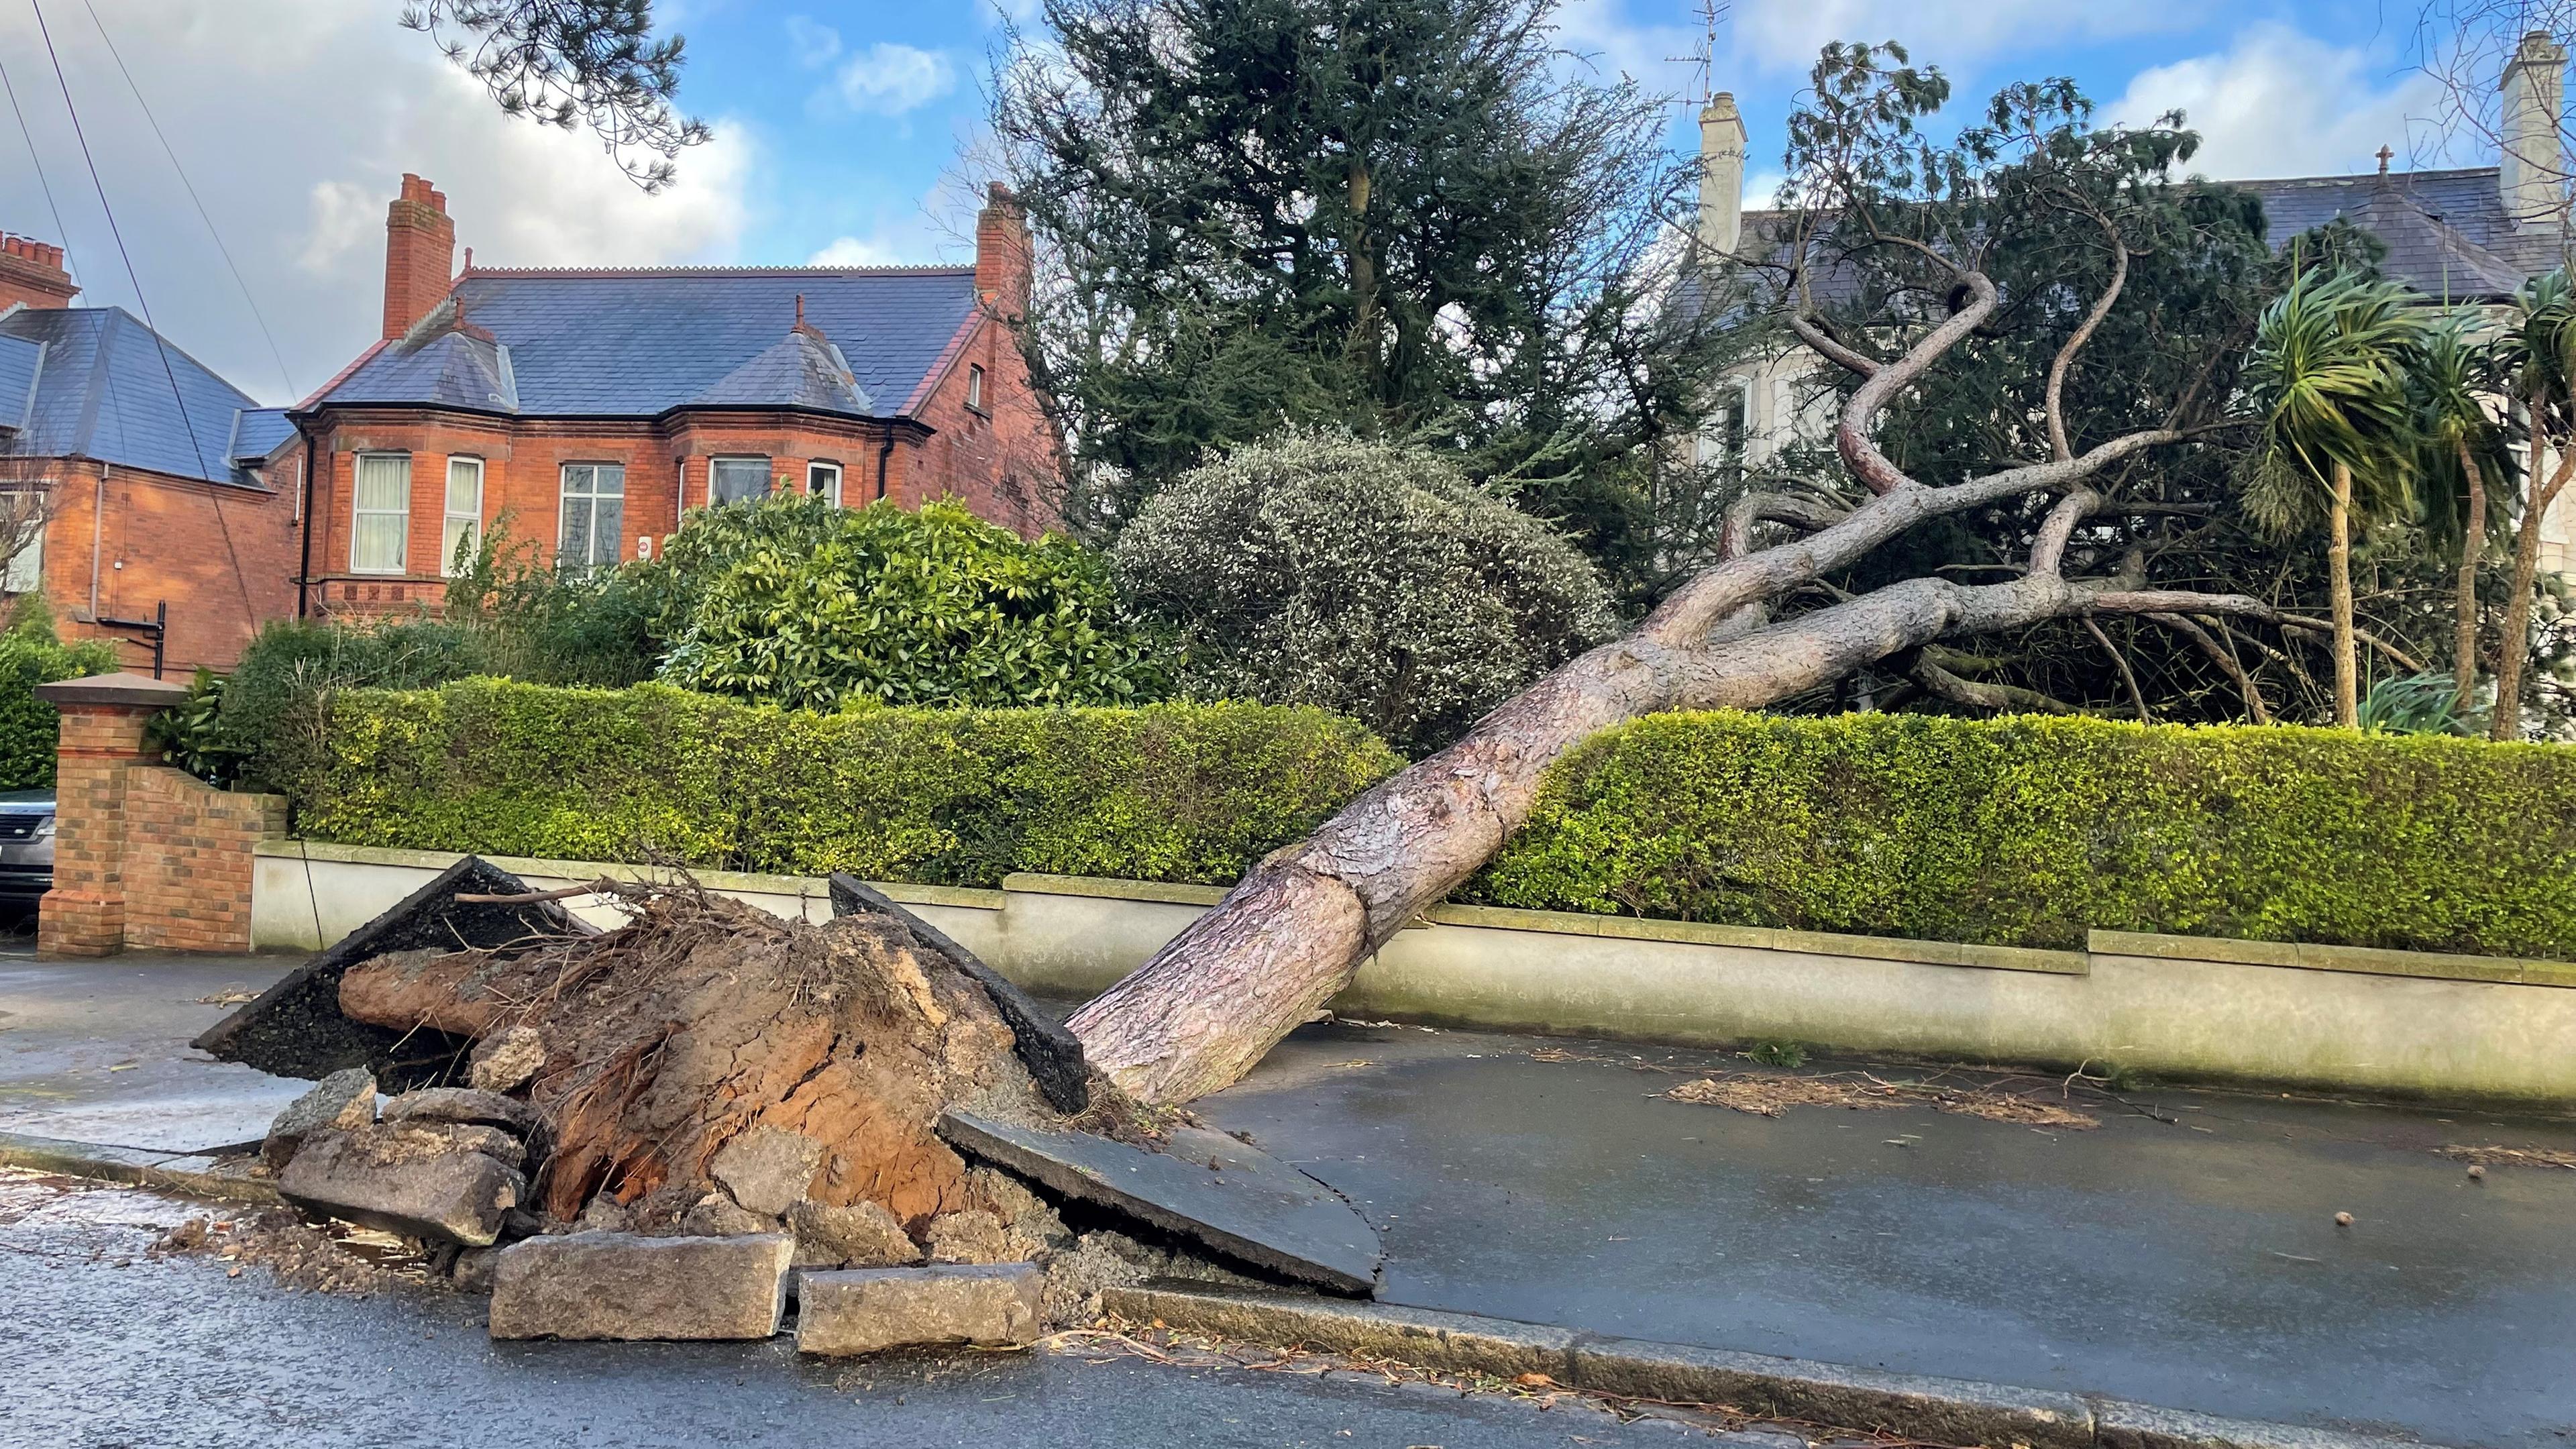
{"left": 2150, "top": 610, "right": 2273, "bottom": 723}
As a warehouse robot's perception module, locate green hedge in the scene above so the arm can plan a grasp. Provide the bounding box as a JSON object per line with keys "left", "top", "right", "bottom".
{"left": 0, "top": 611, "right": 119, "bottom": 790}
{"left": 1474, "top": 711, "right": 2576, "bottom": 959}
{"left": 297, "top": 679, "right": 1401, "bottom": 888}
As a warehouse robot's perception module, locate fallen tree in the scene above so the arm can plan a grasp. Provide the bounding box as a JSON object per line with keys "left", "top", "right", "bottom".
{"left": 1065, "top": 48, "right": 2361, "bottom": 1102}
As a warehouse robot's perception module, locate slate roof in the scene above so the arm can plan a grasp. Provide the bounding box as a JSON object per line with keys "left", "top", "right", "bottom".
{"left": 2235, "top": 167, "right": 2566, "bottom": 299}
{"left": 313, "top": 266, "right": 979, "bottom": 420}
{"left": 227, "top": 407, "right": 297, "bottom": 465}
{"left": 1699, "top": 165, "right": 2569, "bottom": 317}
{"left": 0, "top": 333, "right": 40, "bottom": 433}
{"left": 0, "top": 306, "right": 269, "bottom": 486}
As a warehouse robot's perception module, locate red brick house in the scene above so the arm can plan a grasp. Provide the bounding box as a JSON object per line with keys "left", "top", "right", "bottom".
{"left": 292, "top": 175, "right": 1061, "bottom": 616}
{"left": 0, "top": 233, "right": 303, "bottom": 674}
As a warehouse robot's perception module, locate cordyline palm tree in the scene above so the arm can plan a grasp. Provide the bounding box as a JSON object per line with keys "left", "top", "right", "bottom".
{"left": 2406, "top": 309, "right": 2520, "bottom": 720}
{"left": 2487, "top": 270, "right": 2576, "bottom": 740}
{"left": 2243, "top": 268, "right": 2425, "bottom": 727}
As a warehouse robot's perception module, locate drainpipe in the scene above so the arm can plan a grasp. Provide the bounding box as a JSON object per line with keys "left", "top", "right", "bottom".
{"left": 88, "top": 464, "right": 105, "bottom": 621}
{"left": 295, "top": 432, "right": 318, "bottom": 619}
{"left": 875, "top": 421, "right": 895, "bottom": 503}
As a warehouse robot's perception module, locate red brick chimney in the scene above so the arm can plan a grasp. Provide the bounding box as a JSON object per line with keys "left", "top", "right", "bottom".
{"left": 974, "top": 182, "right": 1030, "bottom": 317}
{"left": 382, "top": 174, "right": 456, "bottom": 340}
{"left": 0, "top": 233, "right": 79, "bottom": 310}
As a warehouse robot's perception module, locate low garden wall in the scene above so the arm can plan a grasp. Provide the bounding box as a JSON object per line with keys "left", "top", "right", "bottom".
{"left": 252, "top": 841, "right": 2576, "bottom": 1106}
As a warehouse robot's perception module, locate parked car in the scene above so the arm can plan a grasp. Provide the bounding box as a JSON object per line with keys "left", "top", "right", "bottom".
{"left": 0, "top": 790, "right": 56, "bottom": 901}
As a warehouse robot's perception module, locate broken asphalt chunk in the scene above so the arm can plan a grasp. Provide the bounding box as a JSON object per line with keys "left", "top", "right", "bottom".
{"left": 936, "top": 1109, "right": 1380, "bottom": 1295}
{"left": 829, "top": 872, "right": 1088, "bottom": 1114}
{"left": 276, "top": 1124, "right": 525, "bottom": 1246}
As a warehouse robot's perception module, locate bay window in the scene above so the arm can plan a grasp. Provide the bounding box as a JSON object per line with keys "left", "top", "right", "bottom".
{"left": 351, "top": 453, "right": 411, "bottom": 574}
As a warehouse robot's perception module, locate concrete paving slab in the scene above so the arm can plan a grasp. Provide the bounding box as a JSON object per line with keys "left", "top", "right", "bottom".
{"left": 937, "top": 1108, "right": 1381, "bottom": 1293}
{"left": 0, "top": 957, "right": 307, "bottom": 1152}
{"left": 1197, "top": 1022, "right": 2576, "bottom": 1449}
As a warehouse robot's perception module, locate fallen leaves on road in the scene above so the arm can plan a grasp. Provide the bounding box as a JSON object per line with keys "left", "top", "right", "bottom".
{"left": 1662, "top": 1073, "right": 2098, "bottom": 1128}
{"left": 2435, "top": 1144, "right": 2576, "bottom": 1171}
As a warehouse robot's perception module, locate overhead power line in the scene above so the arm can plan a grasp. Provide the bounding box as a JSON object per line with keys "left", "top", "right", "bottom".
{"left": 28, "top": 0, "right": 257, "bottom": 629}
{"left": 76, "top": 0, "right": 295, "bottom": 400}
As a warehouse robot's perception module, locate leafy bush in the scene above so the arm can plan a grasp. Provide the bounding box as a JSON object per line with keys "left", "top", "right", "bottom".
{"left": 658, "top": 498, "right": 1169, "bottom": 710}
{"left": 1112, "top": 431, "right": 1617, "bottom": 755}
{"left": 443, "top": 519, "right": 659, "bottom": 688}
{"left": 296, "top": 678, "right": 1401, "bottom": 886}
{"left": 221, "top": 618, "right": 498, "bottom": 795}
{"left": 1476, "top": 711, "right": 2576, "bottom": 959}
{"left": 0, "top": 600, "right": 117, "bottom": 790}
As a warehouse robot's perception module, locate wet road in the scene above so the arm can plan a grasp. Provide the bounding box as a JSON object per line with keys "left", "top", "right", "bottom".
{"left": 0, "top": 957, "right": 307, "bottom": 1152}
{"left": 0, "top": 1174, "right": 1701, "bottom": 1449}
{"left": 1201, "top": 1026, "right": 2576, "bottom": 1449}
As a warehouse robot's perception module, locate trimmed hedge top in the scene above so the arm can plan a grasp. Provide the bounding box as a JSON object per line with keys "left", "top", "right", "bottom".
{"left": 298, "top": 679, "right": 1400, "bottom": 888}
{"left": 1473, "top": 711, "right": 2576, "bottom": 960}
{"left": 296, "top": 684, "right": 2576, "bottom": 959}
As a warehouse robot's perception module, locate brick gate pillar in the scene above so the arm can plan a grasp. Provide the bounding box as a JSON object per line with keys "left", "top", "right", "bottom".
{"left": 35, "top": 672, "right": 188, "bottom": 957}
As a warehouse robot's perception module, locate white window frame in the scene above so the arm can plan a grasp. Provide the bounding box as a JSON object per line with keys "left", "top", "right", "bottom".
{"left": 708, "top": 455, "right": 772, "bottom": 506}
{"left": 808, "top": 460, "right": 843, "bottom": 506}
{"left": 557, "top": 462, "right": 627, "bottom": 573}
{"left": 965, "top": 364, "right": 987, "bottom": 413}
{"left": 350, "top": 451, "right": 412, "bottom": 575}
{"left": 441, "top": 456, "right": 485, "bottom": 577}
{"left": 1, "top": 506, "right": 42, "bottom": 596}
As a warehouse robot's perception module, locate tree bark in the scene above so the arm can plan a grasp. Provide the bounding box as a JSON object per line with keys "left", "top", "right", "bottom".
{"left": 2490, "top": 440, "right": 2575, "bottom": 741}
{"left": 2453, "top": 439, "right": 2487, "bottom": 715}
{"left": 1065, "top": 260, "right": 2294, "bottom": 1106}
{"left": 1065, "top": 523, "right": 2312, "bottom": 1102}
{"left": 2328, "top": 460, "right": 2359, "bottom": 728}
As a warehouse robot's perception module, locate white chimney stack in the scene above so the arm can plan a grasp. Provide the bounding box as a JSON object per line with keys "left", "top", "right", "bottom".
{"left": 1698, "top": 92, "right": 1749, "bottom": 254}
{"left": 2500, "top": 30, "right": 2567, "bottom": 226}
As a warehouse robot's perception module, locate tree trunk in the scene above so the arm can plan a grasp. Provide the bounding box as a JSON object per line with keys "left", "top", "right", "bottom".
{"left": 2453, "top": 440, "right": 2486, "bottom": 715}
{"left": 2490, "top": 479, "right": 2561, "bottom": 742}
{"left": 2328, "top": 460, "right": 2359, "bottom": 727}
{"left": 1065, "top": 554, "right": 2247, "bottom": 1103}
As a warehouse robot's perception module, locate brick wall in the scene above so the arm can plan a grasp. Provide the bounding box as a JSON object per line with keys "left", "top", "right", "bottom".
{"left": 36, "top": 675, "right": 283, "bottom": 957}
{"left": 122, "top": 766, "right": 287, "bottom": 953}
{"left": 0, "top": 455, "right": 303, "bottom": 674}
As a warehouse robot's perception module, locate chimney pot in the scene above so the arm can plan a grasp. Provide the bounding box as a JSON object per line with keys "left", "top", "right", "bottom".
{"left": 0, "top": 228, "right": 79, "bottom": 309}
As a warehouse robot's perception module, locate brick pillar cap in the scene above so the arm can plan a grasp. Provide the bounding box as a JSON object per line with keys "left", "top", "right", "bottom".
{"left": 34, "top": 673, "right": 191, "bottom": 708}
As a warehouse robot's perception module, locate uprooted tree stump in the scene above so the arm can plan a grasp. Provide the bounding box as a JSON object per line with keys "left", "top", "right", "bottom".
{"left": 335, "top": 886, "right": 1135, "bottom": 1236}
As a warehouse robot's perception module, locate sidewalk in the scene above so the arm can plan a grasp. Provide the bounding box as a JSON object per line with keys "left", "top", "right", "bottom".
{"left": 1199, "top": 1026, "right": 2576, "bottom": 1449}
{"left": 8, "top": 953, "right": 2573, "bottom": 1447}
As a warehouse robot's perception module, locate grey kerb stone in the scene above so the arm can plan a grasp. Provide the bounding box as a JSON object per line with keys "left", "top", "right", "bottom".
{"left": 486, "top": 1232, "right": 794, "bottom": 1341}
{"left": 796, "top": 1263, "right": 1044, "bottom": 1356}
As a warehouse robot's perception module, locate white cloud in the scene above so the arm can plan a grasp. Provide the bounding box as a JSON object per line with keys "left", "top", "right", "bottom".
{"left": 826, "top": 43, "right": 959, "bottom": 117}
{"left": 2103, "top": 25, "right": 2447, "bottom": 180}
{"left": 1735, "top": 0, "right": 2208, "bottom": 72}
{"left": 807, "top": 235, "right": 904, "bottom": 266}
{"left": 0, "top": 0, "right": 757, "bottom": 405}
{"left": 786, "top": 15, "right": 842, "bottom": 69}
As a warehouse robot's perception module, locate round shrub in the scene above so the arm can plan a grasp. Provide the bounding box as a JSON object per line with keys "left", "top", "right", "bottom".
{"left": 657, "top": 498, "right": 1169, "bottom": 711}
{"left": 1112, "top": 431, "right": 1617, "bottom": 754}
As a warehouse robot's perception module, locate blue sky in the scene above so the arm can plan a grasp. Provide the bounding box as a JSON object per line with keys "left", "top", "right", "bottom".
{"left": 0, "top": 1, "right": 2479, "bottom": 405}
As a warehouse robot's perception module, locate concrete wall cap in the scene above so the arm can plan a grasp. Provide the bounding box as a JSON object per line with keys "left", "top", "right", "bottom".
{"left": 34, "top": 672, "right": 191, "bottom": 708}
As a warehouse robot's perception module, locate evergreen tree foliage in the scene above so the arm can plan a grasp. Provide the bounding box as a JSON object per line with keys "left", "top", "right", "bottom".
{"left": 991, "top": 0, "right": 1742, "bottom": 565}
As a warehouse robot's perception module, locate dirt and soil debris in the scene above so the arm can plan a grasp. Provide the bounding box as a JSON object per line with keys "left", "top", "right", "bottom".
{"left": 2436, "top": 1144, "right": 2576, "bottom": 1171}
{"left": 1527, "top": 1046, "right": 2104, "bottom": 1128}
{"left": 150, "top": 1208, "right": 440, "bottom": 1296}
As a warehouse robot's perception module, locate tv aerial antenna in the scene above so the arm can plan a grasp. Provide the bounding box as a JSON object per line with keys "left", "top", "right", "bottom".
{"left": 1665, "top": 0, "right": 1731, "bottom": 105}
